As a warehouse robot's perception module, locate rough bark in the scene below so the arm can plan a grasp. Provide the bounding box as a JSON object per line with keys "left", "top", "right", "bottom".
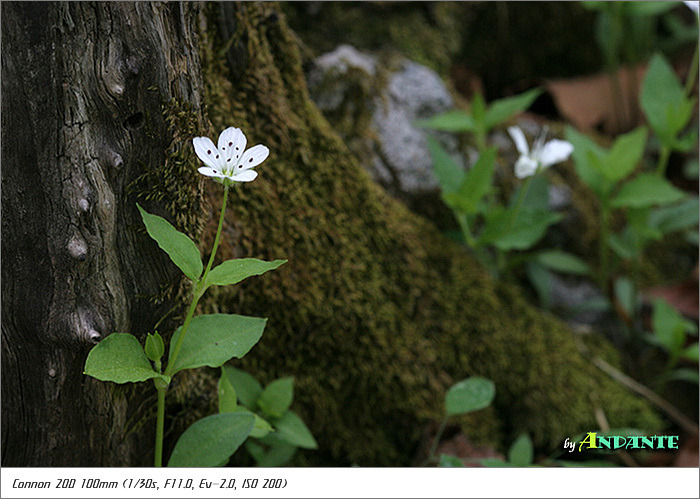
{"left": 1, "top": 1, "right": 206, "bottom": 466}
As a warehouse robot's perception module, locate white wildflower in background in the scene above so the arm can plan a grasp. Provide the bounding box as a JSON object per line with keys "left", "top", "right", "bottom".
{"left": 193, "top": 127, "right": 269, "bottom": 184}
{"left": 507, "top": 125, "right": 573, "bottom": 179}
{"left": 684, "top": 1, "right": 699, "bottom": 16}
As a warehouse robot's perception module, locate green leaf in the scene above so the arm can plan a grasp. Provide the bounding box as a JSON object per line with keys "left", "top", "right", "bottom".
{"left": 652, "top": 299, "right": 690, "bottom": 354}
{"left": 666, "top": 368, "right": 699, "bottom": 384}
{"left": 445, "top": 376, "right": 495, "bottom": 416}
{"left": 565, "top": 127, "right": 609, "bottom": 196}
{"left": 484, "top": 88, "right": 542, "bottom": 129}
{"left": 508, "top": 434, "right": 534, "bottom": 466}
{"left": 641, "top": 54, "right": 693, "bottom": 145}
{"left": 471, "top": 92, "right": 487, "bottom": 127}
{"left": 223, "top": 366, "right": 263, "bottom": 409}
{"left": 438, "top": 454, "right": 465, "bottom": 467}
{"left": 526, "top": 261, "right": 552, "bottom": 309}
{"left": 257, "top": 376, "right": 294, "bottom": 418}
{"left": 649, "top": 198, "right": 699, "bottom": 234}
{"left": 614, "top": 277, "right": 636, "bottom": 317}
{"left": 416, "top": 110, "right": 475, "bottom": 132}
{"left": 274, "top": 411, "right": 318, "bottom": 449}
{"left": 84, "top": 333, "right": 169, "bottom": 384}
{"left": 167, "top": 412, "right": 254, "bottom": 467}
{"left": 246, "top": 440, "right": 297, "bottom": 467}
{"left": 480, "top": 458, "right": 514, "bottom": 467}
{"left": 484, "top": 209, "right": 563, "bottom": 251}
{"left": 603, "top": 127, "right": 648, "bottom": 182}
{"left": 145, "top": 332, "right": 165, "bottom": 362}
{"left": 627, "top": 1, "right": 679, "bottom": 16}
{"left": 426, "top": 136, "right": 466, "bottom": 195}
{"left": 680, "top": 343, "right": 699, "bottom": 363}
{"left": 608, "top": 230, "right": 639, "bottom": 260}
{"left": 205, "top": 259, "right": 287, "bottom": 289}
{"left": 442, "top": 148, "right": 497, "bottom": 214}
{"left": 168, "top": 314, "right": 266, "bottom": 375}
{"left": 536, "top": 250, "right": 591, "bottom": 275}
{"left": 218, "top": 367, "right": 238, "bottom": 413}
{"left": 137, "top": 204, "right": 202, "bottom": 281}
{"left": 231, "top": 408, "right": 274, "bottom": 438}
{"left": 611, "top": 174, "right": 685, "bottom": 208}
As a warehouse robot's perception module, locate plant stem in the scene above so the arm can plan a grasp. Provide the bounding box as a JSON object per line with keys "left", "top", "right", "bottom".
{"left": 598, "top": 200, "right": 611, "bottom": 293}
{"left": 425, "top": 417, "right": 449, "bottom": 465}
{"left": 684, "top": 41, "right": 699, "bottom": 98}
{"left": 154, "top": 387, "right": 166, "bottom": 467}
{"left": 655, "top": 146, "right": 670, "bottom": 177}
{"left": 154, "top": 185, "right": 230, "bottom": 467}
{"left": 165, "top": 186, "right": 229, "bottom": 377}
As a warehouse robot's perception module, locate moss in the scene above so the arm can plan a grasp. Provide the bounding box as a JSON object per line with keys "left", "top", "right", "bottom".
{"left": 187, "top": 3, "right": 662, "bottom": 466}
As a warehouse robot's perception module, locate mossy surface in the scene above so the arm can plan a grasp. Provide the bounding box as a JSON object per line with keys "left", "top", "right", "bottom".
{"left": 187, "top": 3, "right": 661, "bottom": 466}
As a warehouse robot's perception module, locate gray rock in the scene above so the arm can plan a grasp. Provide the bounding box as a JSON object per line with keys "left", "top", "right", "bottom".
{"left": 307, "top": 44, "right": 463, "bottom": 196}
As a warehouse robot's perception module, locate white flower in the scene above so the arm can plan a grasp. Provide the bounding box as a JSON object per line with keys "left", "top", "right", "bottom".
{"left": 193, "top": 127, "right": 269, "bottom": 184}
{"left": 507, "top": 126, "right": 573, "bottom": 179}
{"left": 684, "top": 1, "right": 699, "bottom": 16}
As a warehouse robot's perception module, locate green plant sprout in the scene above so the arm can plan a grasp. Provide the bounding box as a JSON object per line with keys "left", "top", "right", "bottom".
{"left": 84, "top": 126, "right": 314, "bottom": 467}
{"left": 423, "top": 376, "right": 495, "bottom": 466}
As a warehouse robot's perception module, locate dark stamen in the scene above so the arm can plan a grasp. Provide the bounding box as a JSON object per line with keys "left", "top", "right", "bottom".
{"left": 216, "top": 155, "right": 220, "bottom": 159}
{"left": 229, "top": 142, "right": 233, "bottom": 146}
{"left": 207, "top": 150, "right": 211, "bottom": 154}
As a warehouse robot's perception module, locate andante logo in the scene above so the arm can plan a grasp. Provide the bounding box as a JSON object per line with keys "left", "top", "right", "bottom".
{"left": 563, "top": 432, "right": 679, "bottom": 453}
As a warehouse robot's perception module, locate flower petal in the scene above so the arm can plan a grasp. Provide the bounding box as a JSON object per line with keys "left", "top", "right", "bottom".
{"left": 238, "top": 144, "right": 269, "bottom": 170}
{"left": 198, "top": 167, "right": 227, "bottom": 179}
{"left": 514, "top": 156, "right": 538, "bottom": 179}
{"left": 540, "top": 139, "right": 574, "bottom": 168}
{"left": 217, "top": 127, "right": 246, "bottom": 164}
{"left": 508, "top": 126, "right": 529, "bottom": 156}
{"left": 232, "top": 169, "right": 258, "bottom": 182}
{"left": 193, "top": 137, "right": 220, "bottom": 169}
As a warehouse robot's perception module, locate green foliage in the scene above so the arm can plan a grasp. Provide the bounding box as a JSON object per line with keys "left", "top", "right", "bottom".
{"left": 507, "top": 433, "right": 534, "bottom": 467}
{"left": 137, "top": 204, "right": 203, "bottom": 280}
{"left": 445, "top": 377, "right": 496, "bottom": 416}
{"left": 481, "top": 209, "right": 563, "bottom": 251}
{"left": 442, "top": 148, "right": 497, "bottom": 214}
{"left": 273, "top": 411, "right": 318, "bottom": 449}
{"left": 84, "top": 334, "right": 169, "bottom": 384}
{"left": 167, "top": 314, "right": 266, "bottom": 375}
{"left": 223, "top": 366, "right": 263, "bottom": 409}
{"left": 649, "top": 299, "right": 698, "bottom": 373}
{"left": 425, "top": 135, "right": 465, "bottom": 195}
{"left": 611, "top": 173, "right": 685, "bottom": 208}
{"left": 218, "top": 367, "right": 239, "bottom": 413}
{"left": 205, "top": 258, "right": 287, "bottom": 290}
{"left": 438, "top": 454, "right": 465, "bottom": 467}
{"left": 536, "top": 250, "right": 591, "bottom": 276}
{"left": 641, "top": 53, "right": 697, "bottom": 151}
{"left": 167, "top": 412, "right": 255, "bottom": 467}
{"left": 145, "top": 332, "right": 165, "bottom": 362}
{"left": 257, "top": 376, "right": 295, "bottom": 418}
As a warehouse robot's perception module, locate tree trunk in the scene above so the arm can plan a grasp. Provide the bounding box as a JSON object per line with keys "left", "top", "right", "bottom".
{"left": 1, "top": 1, "right": 206, "bottom": 466}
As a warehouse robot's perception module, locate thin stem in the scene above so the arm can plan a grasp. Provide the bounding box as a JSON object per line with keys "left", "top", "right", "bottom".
{"left": 655, "top": 146, "right": 671, "bottom": 177}
{"left": 508, "top": 176, "right": 533, "bottom": 233}
{"left": 164, "top": 186, "right": 229, "bottom": 377}
{"left": 154, "top": 387, "right": 166, "bottom": 467}
{"left": 425, "top": 417, "right": 449, "bottom": 466}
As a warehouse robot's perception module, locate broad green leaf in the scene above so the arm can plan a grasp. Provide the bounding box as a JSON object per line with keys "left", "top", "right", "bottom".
{"left": 257, "top": 376, "right": 294, "bottom": 418}
{"left": 471, "top": 92, "right": 487, "bottom": 127}
{"left": 666, "top": 368, "right": 699, "bottom": 384}
{"left": 137, "top": 204, "right": 202, "bottom": 280}
{"left": 565, "top": 127, "right": 609, "bottom": 196}
{"left": 649, "top": 198, "right": 699, "bottom": 234}
{"left": 526, "top": 261, "right": 552, "bottom": 309}
{"left": 536, "top": 250, "right": 591, "bottom": 275}
{"left": 508, "top": 434, "right": 534, "bottom": 467}
{"left": 604, "top": 127, "right": 648, "bottom": 182}
{"left": 652, "top": 299, "right": 690, "bottom": 354}
{"left": 438, "top": 454, "right": 465, "bottom": 467}
{"left": 442, "top": 148, "right": 497, "bottom": 214}
{"left": 484, "top": 88, "right": 542, "bottom": 129}
{"left": 167, "top": 412, "right": 254, "bottom": 467}
{"left": 274, "top": 411, "right": 318, "bottom": 449}
{"left": 515, "top": 175, "right": 549, "bottom": 213}
{"left": 445, "top": 376, "right": 495, "bottom": 416}
{"left": 218, "top": 367, "right": 238, "bottom": 413}
{"left": 611, "top": 174, "right": 685, "bottom": 208}
{"left": 480, "top": 458, "right": 514, "bottom": 467}
{"left": 416, "top": 110, "right": 475, "bottom": 132}
{"left": 145, "top": 332, "right": 165, "bottom": 362}
{"left": 231, "top": 408, "right": 274, "bottom": 438}
{"left": 205, "top": 258, "right": 287, "bottom": 289}
{"left": 84, "top": 333, "right": 169, "bottom": 384}
{"left": 683, "top": 158, "right": 698, "bottom": 180}
{"left": 246, "top": 440, "right": 297, "bottom": 467}
{"left": 627, "top": 1, "right": 679, "bottom": 16}
{"left": 426, "top": 136, "right": 466, "bottom": 195}
{"left": 485, "top": 209, "right": 563, "bottom": 251}
{"left": 223, "top": 366, "right": 263, "bottom": 409}
{"left": 168, "top": 314, "right": 266, "bottom": 375}
{"left": 641, "top": 54, "right": 692, "bottom": 144}
{"left": 608, "top": 230, "right": 639, "bottom": 260}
